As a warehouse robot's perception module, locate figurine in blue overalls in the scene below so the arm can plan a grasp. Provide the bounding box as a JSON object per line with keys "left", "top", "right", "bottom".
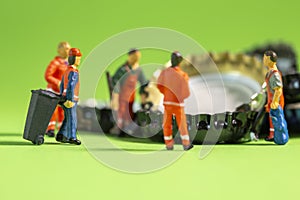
{"left": 56, "top": 48, "right": 82, "bottom": 145}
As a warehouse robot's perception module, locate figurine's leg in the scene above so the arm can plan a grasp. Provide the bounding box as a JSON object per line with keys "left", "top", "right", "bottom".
{"left": 268, "top": 116, "right": 275, "bottom": 139}
{"left": 63, "top": 107, "right": 73, "bottom": 139}
{"left": 123, "top": 101, "right": 134, "bottom": 127}
{"left": 128, "top": 101, "right": 134, "bottom": 120}
{"left": 162, "top": 105, "right": 174, "bottom": 148}
{"left": 174, "top": 107, "right": 191, "bottom": 146}
{"left": 67, "top": 103, "right": 80, "bottom": 145}
{"left": 57, "top": 106, "right": 67, "bottom": 138}
{"left": 117, "top": 100, "right": 126, "bottom": 129}
{"left": 57, "top": 105, "right": 64, "bottom": 131}
{"left": 69, "top": 103, "right": 78, "bottom": 139}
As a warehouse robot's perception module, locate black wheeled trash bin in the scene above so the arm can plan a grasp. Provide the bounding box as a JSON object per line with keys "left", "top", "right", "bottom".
{"left": 23, "top": 89, "right": 62, "bottom": 145}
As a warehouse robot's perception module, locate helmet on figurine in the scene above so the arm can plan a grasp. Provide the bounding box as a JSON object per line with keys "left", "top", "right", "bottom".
{"left": 68, "top": 48, "right": 82, "bottom": 66}
{"left": 171, "top": 51, "right": 183, "bottom": 67}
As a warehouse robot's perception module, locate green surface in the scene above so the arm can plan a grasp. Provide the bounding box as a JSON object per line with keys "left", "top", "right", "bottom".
{"left": 1, "top": 0, "right": 300, "bottom": 133}
{"left": 1, "top": 0, "right": 300, "bottom": 199}
{"left": 1, "top": 132, "right": 300, "bottom": 200}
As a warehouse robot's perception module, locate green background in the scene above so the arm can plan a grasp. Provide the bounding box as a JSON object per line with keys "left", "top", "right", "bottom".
{"left": 1, "top": 0, "right": 300, "bottom": 200}
{"left": 1, "top": 0, "right": 299, "bottom": 133}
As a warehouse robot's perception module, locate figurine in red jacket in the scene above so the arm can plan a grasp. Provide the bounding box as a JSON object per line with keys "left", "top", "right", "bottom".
{"left": 56, "top": 48, "right": 82, "bottom": 145}
{"left": 44, "top": 42, "right": 71, "bottom": 137}
{"left": 157, "top": 51, "right": 193, "bottom": 151}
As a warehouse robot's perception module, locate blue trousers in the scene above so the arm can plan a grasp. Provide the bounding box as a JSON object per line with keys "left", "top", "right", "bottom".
{"left": 58, "top": 103, "right": 77, "bottom": 139}
{"left": 270, "top": 106, "right": 289, "bottom": 145}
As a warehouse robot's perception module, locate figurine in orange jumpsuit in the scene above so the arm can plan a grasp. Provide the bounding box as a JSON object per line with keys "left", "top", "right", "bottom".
{"left": 263, "top": 50, "right": 285, "bottom": 141}
{"left": 157, "top": 51, "right": 193, "bottom": 151}
{"left": 44, "top": 42, "right": 71, "bottom": 137}
{"left": 111, "top": 49, "right": 148, "bottom": 136}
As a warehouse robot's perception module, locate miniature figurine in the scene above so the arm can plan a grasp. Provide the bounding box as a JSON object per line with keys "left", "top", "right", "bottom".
{"left": 157, "top": 51, "right": 193, "bottom": 150}
{"left": 44, "top": 42, "right": 71, "bottom": 137}
{"left": 56, "top": 48, "right": 82, "bottom": 145}
{"left": 263, "top": 50, "right": 289, "bottom": 144}
{"left": 110, "top": 48, "right": 148, "bottom": 136}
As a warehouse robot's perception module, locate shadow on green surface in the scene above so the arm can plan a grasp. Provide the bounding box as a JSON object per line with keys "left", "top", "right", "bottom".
{"left": 80, "top": 132, "right": 161, "bottom": 144}
{"left": 83, "top": 135, "right": 281, "bottom": 147}
{"left": 0, "top": 141, "right": 84, "bottom": 146}
{"left": 110, "top": 137, "right": 160, "bottom": 144}
{"left": 44, "top": 142, "right": 64, "bottom": 145}
{"left": 0, "top": 141, "right": 34, "bottom": 146}
{"left": 216, "top": 143, "right": 276, "bottom": 146}
{"left": 0, "top": 133, "right": 22, "bottom": 137}
{"left": 88, "top": 147, "right": 171, "bottom": 152}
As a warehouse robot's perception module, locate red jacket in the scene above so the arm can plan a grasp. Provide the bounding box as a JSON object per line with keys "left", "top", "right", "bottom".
{"left": 157, "top": 66, "right": 190, "bottom": 106}
{"left": 61, "top": 66, "right": 80, "bottom": 102}
{"left": 45, "top": 56, "right": 68, "bottom": 93}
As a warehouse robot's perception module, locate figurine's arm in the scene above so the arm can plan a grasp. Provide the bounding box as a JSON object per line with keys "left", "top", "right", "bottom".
{"left": 64, "top": 71, "right": 78, "bottom": 108}
{"left": 111, "top": 92, "right": 119, "bottom": 110}
{"left": 182, "top": 73, "right": 190, "bottom": 99}
{"left": 270, "top": 87, "right": 282, "bottom": 109}
{"left": 270, "top": 72, "right": 283, "bottom": 109}
{"left": 156, "top": 72, "right": 165, "bottom": 94}
{"left": 110, "top": 66, "right": 126, "bottom": 111}
{"left": 44, "top": 60, "right": 61, "bottom": 87}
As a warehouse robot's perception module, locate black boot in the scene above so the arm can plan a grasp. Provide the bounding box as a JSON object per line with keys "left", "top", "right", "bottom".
{"left": 46, "top": 129, "right": 55, "bottom": 137}
{"left": 55, "top": 133, "right": 68, "bottom": 143}
{"left": 183, "top": 144, "right": 194, "bottom": 151}
{"left": 166, "top": 146, "right": 174, "bottom": 150}
{"left": 264, "top": 136, "right": 274, "bottom": 142}
{"left": 68, "top": 138, "right": 81, "bottom": 145}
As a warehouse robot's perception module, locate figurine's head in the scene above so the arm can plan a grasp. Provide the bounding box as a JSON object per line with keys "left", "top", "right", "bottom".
{"left": 263, "top": 50, "right": 277, "bottom": 68}
{"left": 68, "top": 48, "right": 82, "bottom": 67}
{"left": 171, "top": 51, "right": 183, "bottom": 67}
{"left": 127, "top": 48, "right": 141, "bottom": 65}
{"left": 57, "top": 42, "right": 71, "bottom": 59}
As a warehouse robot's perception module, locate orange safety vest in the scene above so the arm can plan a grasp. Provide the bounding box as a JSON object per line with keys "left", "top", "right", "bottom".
{"left": 119, "top": 66, "right": 139, "bottom": 103}
{"left": 62, "top": 66, "right": 80, "bottom": 102}
{"left": 265, "top": 70, "right": 284, "bottom": 112}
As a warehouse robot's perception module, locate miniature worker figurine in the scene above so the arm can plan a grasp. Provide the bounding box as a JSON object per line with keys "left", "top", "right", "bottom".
{"left": 157, "top": 51, "right": 193, "bottom": 151}
{"left": 56, "top": 48, "right": 82, "bottom": 145}
{"left": 44, "top": 42, "right": 71, "bottom": 137}
{"left": 111, "top": 48, "right": 148, "bottom": 136}
{"left": 263, "top": 50, "right": 285, "bottom": 142}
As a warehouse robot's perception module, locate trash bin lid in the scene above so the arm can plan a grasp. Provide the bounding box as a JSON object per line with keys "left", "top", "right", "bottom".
{"left": 31, "top": 89, "right": 61, "bottom": 100}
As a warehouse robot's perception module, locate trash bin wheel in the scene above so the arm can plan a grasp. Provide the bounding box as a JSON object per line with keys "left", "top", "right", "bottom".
{"left": 33, "top": 135, "right": 44, "bottom": 145}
